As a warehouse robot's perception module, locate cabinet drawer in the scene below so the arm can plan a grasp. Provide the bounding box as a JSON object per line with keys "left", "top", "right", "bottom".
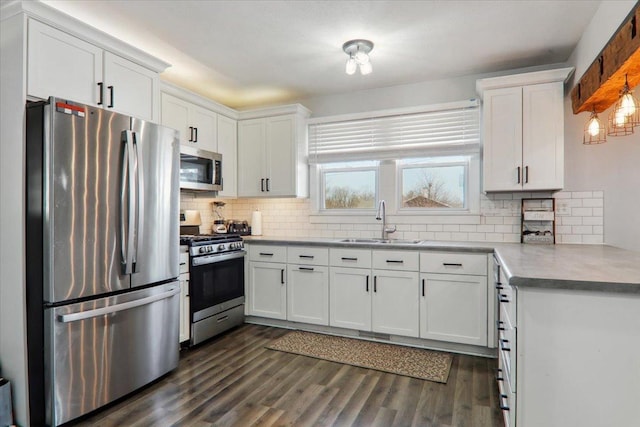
{"left": 287, "top": 246, "right": 329, "bottom": 266}
{"left": 497, "top": 351, "right": 516, "bottom": 427}
{"left": 330, "top": 248, "right": 372, "bottom": 269}
{"left": 248, "top": 244, "right": 287, "bottom": 263}
{"left": 372, "top": 250, "right": 419, "bottom": 271}
{"left": 179, "top": 247, "right": 189, "bottom": 273}
{"left": 420, "top": 252, "right": 487, "bottom": 275}
{"left": 497, "top": 282, "right": 517, "bottom": 327}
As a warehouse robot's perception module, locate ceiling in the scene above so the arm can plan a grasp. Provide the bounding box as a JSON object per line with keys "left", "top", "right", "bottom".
{"left": 42, "top": 0, "right": 602, "bottom": 109}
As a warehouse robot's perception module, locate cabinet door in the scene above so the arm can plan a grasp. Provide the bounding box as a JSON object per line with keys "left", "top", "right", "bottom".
{"left": 522, "top": 82, "right": 564, "bottom": 190}
{"left": 248, "top": 261, "right": 286, "bottom": 319}
{"left": 179, "top": 273, "right": 190, "bottom": 343}
{"left": 190, "top": 106, "right": 217, "bottom": 152}
{"left": 287, "top": 265, "right": 329, "bottom": 325}
{"left": 237, "top": 119, "right": 266, "bottom": 197}
{"left": 28, "top": 19, "right": 103, "bottom": 106}
{"left": 216, "top": 115, "right": 237, "bottom": 198}
{"left": 266, "top": 115, "right": 296, "bottom": 196}
{"left": 161, "top": 93, "right": 191, "bottom": 145}
{"left": 372, "top": 270, "right": 419, "bottom": 337}
{"left": 329, "top": 267, "right": 371, "bottom": 331}
{"left": 103, "top": 52, "right": 158, "bottom": 122}
{"left": 482, "top": 86, "right": 523, "bottom": 192}
{"left": 420, "top": 273, "right": 487, "bottom": 346}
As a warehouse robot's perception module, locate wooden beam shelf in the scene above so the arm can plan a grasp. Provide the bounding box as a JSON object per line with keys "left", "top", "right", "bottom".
{"left": 571, "top": 5, "right": 640, "bottom": 114}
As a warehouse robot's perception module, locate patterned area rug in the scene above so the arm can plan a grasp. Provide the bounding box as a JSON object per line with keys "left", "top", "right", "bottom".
{"left": 266, "top": 330, "right": 453, "bottom": 383}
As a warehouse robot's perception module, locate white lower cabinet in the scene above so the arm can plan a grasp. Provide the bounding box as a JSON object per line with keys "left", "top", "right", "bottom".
{"left": 179, "top": 247, "right": 190, "bottom": 343}
{"left": 287, "top": 265, "right": 329, "bottom": 325}
{"left": 179, "top": 273, "right": 190, "bottom": 343}
{"left": 248, "top": 261, "right": 287, "bottom": 320}
{"left": 372, "top": 270, "right": 420, "bottom": 337}
{"left": 329, "top": 267, "right": 371, "bottom": 330}
{"left": 419, "top": 273, "right": 487, "bottom": 346}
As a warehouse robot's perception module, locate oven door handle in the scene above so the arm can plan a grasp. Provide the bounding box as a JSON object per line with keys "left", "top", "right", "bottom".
{"left": 191, "top": 250, "right": 246, "bottom": 266}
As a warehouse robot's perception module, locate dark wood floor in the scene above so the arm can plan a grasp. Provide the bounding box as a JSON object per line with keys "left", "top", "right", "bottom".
{"left": 73, "top": 324, "right": 504, "bottom": 427}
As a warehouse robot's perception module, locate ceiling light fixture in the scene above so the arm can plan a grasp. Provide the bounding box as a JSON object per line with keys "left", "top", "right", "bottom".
{"left": 607, "top": 74, "right": 639, "bottom": 136}
{"left": 583, "top": 109, "right": 606, "bottom": 145}
{"left": 343, "top": 39, "right": 374, "bottom": 75}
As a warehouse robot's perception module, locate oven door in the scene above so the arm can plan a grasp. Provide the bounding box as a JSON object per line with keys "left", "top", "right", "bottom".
{"left": 190, "top": 251, "right": 245, "bottom": 321}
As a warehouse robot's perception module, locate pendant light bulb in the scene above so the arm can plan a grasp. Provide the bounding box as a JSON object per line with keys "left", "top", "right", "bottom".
{"left": 620, "top": 92, "right": 637, "bottom": 117}
{"left": 614, "top": 108, "right": 626, "bottom": 127}
{"left": 345, "top": 56, "right": 357, "bottom": 75}
{"left": 588, "top": 116, "right": 601, "bottom": 136}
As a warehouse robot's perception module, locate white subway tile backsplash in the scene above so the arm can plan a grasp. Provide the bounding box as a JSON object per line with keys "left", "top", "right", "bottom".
{"left": 182, "top": 190, "right": 604, "bottom": 245}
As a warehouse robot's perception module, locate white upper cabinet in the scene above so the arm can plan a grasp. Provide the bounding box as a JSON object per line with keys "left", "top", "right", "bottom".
{"left": 216, "top": 115, "right": 238, "bottom": 198}
{"left": 160, "top": 93, "right": 217, "bottom": 152}
{"left": 27, "top": 19, "right": 163, "bottom": 122}
{"left": 103, "top": 52, "right": 158, "bottom": 122}
{"left": 477, "top": 68, "right": 573, "bottom": 192}
{"left": 237, "top": 105, "right": 310, "bottom": 198}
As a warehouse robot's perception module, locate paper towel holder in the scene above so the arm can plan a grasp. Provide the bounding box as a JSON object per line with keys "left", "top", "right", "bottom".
{"left": 251, "top": 209, "right": 263, "bottom": 236}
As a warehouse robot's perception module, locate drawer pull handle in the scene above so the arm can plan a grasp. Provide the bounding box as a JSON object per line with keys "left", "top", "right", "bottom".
{"left": 443, "top": 263, "right": 463, "bottom": 267}
{"left": 374, "top": 276, "right": 377, "bottom": 292}
{"left": 259, "top": 252, "right": 274, "bottom": 256}
{"left": 499, "top": 394, "right": 510, "bottom": 411}
{"left": 261, "top": 178, "right": 265, "bottom": 192}
{"left": 366, "top": 275, "right": 369, "bottom": 292}
{"left": 496, "top": 368, "right": 504, "bottom": 382}
{"left": 496, "top": 284, "right": 504, "bottom": 290}
{"left": 500, "top": 339, "right": 511, "bottom": 352}
{"left": 422, "top": 278, "right": 425, "bottom": 297}
{"left": 298, "top": 267, "right": 314, "bottom": 272}
{"left": 217, "top": 315, "right": 229, "bottom": 323}
{"left": 179, "top": 262, "right": 186, "bottom": 266}
{"left": 497, "top": 320, "right": 506, "bottom": 331}
{"left": 281, "top": 269, "right": 285, "bottom": 284}
{"left": 341, "top": 257, "right": 358, "bottom": 261}
{"left": 499, "top": 296, "right": 510, "bottom": 303}
{"left": 386, "top": 260, "right": 403, "bottom": 264}
{"left": 299, "top": 255, "right": 314, "bottom": 259}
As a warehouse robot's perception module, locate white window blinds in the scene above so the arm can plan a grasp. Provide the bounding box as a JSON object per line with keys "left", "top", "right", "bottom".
{"left": 308, "top": 100, "right": 479, "bottom": 163}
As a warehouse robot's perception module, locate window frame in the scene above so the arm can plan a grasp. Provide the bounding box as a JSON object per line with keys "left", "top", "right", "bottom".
{"left": 397, "top": 156, "right": 470, "bottom": 213}
{"left": 318, "top": 162, "right": 379, "bottom": 213}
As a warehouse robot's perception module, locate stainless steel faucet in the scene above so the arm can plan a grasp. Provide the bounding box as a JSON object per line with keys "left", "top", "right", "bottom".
{"left": 375, "top": 200, "right": 396, "bottom": 240}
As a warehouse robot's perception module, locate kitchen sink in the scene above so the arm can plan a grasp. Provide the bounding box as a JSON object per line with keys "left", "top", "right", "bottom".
{"left": 340, "top": 238, "right": 423, "bottom": 245}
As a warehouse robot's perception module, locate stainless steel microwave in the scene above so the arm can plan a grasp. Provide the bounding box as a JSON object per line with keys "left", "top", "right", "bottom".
{"left": 179, "top": 146, "right": 222, "bottom": 191}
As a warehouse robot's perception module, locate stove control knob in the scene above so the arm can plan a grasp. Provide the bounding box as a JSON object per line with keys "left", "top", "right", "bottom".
{"left": 199, "top": 247, "right": 206, "bottom": 254}
{"left": 218, "top": 244, "right": 226, "bottom": 251}
{"left": 230, "top": 243, "right": 237, "bottom": 249}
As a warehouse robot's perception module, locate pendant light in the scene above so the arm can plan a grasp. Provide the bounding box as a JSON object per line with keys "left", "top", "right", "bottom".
{"left": 607, "top": 74, "right": 639, "bottom": 136}
{"left": 583, "top": 109, "right": 606, "bottom": 144}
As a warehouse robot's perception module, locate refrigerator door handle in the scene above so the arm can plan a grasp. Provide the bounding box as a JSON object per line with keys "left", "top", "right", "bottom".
{"left": 57, "top": 286, "right": 179, "bottom": 323}
{"left": 121, "top": 130, "right": 137, "bottom": 275}
{"left": 132, "top": 131, "right": 144, "bottom": 273}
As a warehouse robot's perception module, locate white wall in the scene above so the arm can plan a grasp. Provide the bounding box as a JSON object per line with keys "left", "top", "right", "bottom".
{"left": 0, "top": 10, "right": 29, "bottom": 426}
{"left": 295, "top": 1, "right": 639, "bottom": 252}
{"left": 563, "top": 1, "right": 639, "bottom": 251}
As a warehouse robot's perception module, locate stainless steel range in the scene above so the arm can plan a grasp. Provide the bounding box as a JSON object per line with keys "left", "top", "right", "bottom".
{"left": 180, "top": 233, "right": 246, "bottom": 345}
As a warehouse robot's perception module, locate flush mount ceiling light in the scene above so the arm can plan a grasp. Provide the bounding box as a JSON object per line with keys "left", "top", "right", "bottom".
{"left": 343, "top": 39, "right": 374, "bottom": 75}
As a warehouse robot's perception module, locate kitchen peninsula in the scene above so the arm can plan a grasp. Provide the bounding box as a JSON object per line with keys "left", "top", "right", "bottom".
{"left": 243, "top": 236, "right": 640, "bottom": 427}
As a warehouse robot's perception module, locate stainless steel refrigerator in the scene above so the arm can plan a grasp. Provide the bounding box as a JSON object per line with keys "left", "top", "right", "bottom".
{"left": 26, "top": 97, "right": 180, "bottom": 426}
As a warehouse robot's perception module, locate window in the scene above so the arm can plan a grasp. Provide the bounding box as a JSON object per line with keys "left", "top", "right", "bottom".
{"left": 320, "top": 161, "right": 377, "bottom": 210}
{"left": 399, "top": 157, "right": 468, "bottom": 210}
{"left": 308, "top": 100, "right": 479, "bottom": 214}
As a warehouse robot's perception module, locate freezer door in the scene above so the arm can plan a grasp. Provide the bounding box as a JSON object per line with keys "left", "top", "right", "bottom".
{"left": 45, "top": 282, "right": 180, "bottom": 426}
{"left": 46, "top": 99, "right": 132, "bottom": 302}
{"left": 130, "top": 118, "right": 180, "bottom": 287}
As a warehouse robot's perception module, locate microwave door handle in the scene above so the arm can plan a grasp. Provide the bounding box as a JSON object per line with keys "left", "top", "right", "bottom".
{"left": 121, "top": 130, "right": 136, "bottom": 275}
